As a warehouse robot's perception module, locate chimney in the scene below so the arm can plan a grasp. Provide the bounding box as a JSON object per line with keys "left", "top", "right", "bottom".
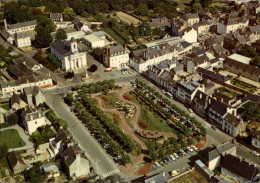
{"left": 200, "top": 93, "right": 202, "bottom": 99}
{"left": 123, "top": 44, "right": 126, "bottom": 49}
{"left": 38, "top": 111, "right": 41, "bottom": 118}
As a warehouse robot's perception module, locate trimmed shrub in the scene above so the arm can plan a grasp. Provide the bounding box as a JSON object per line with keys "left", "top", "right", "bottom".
{"left": 102, "top": 96, "right": 109, "bottom": 101}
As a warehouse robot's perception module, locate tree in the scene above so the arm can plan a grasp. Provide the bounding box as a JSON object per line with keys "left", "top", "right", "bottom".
{"left": 181, "top": 140, "right": 188, "bottom": 148}
{"left": 192, "top": 3, "right": 202, "bottom": 12}
{"left": 139, "top": 22, "right": 152, "bottom": 36}
{"left": 0, "top": 145, "right": 8, "bottom": 160}
{"left": 135, "top": 4, "right": 149, "bottom": 16}
{"left": 150, "top": 151, "right": 158, "bottom": 162}
{"left": 125, "top": 4, "right": 134, "bottom": 11}
{"left": 23, "top": 161, "right": 45, "bottom": 183}
{"left": 65, "top": 93, "right": 74, "bottom": 104}
{"left": 99, "top": 2, "right": 109, "bottom": 13}
{"left": 188, "top": 138, "right": 195, "bottom": 145}
{"left": 56, "top": 28, "right": 67, "bottom": 40}
{"left": 34, "top": 26, "right": 53, "bottom": 48}
{"left": 7, "top": 113, "right": 18, "bottom": 125}
{"left": 62, "top": 7, "right": 76, "bottom": 21}
{"left": 243, "top": 103, "right": 260, "bottom": 121}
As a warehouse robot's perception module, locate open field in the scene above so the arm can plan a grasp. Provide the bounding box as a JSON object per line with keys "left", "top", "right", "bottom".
{"left": 127, "top": 92, "right": 173, "bottom": 133}
{"left": 0, "top": 129, "right": 26, "bottom": 148}
{"left": 116, "top": 11, "right": 141, "bottom": 26}
{"left": 170, "top": 170, "right": 208, "bottom": 183}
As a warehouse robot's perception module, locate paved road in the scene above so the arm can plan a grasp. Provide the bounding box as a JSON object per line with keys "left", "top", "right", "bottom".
{"left": 45, "top": 94, "right": 120, "bottom": 179}
{"left": 0, "top": 125, "right": 34, "bottom": 152}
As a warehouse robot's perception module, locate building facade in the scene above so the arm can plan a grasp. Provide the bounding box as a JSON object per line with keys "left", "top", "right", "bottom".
{"left": 103, "top": 45, "right": 129, "bottom": 69}
{"left": 51, "top": 38, "right": 87, "bottom": 71}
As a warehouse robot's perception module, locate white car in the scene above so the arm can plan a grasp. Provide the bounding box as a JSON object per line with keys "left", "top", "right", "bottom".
{"left": 251, "top": 151, "right": 260, "bottom": 157}
{"left": 187, "top": 146, "right": 193, "bottom": 152}
{"left": 154, "top": 162, "right": 161, "bottom": 167}
{"left": 173, "top": 153, "right": 179, "bottom": 159}
{"left": 191, "top": 145, "right": 199, "bottom": 151}
{"left": 170, "top": 155, "right": 176, "bottom": 161}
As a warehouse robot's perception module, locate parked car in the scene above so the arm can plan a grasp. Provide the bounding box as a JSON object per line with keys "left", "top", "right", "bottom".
{"left": 121, "top": 68, "right": 127, "bottom": 72}
{"left": 188, "top": 108, "right": 193, "bottom": 113}
{"left": 185, "top": 148, "right": 191, "bottom": 153}
{"left": 163, "top": 158, "right": 169, "bottom": 164}
{"left": 170, "top": 170, "right": 180, "bottom": 177}
{"left": 211, "top": 125, "right": 217, "bottom": 130}
{"left": 154, "top": 162, "right": 161, "bottom": 167}
{"left": 170, "top": 155, "right": 176, "bottom": 161}
{"left": 191, "top": 145, "right": 199, "bottom": 151}
{"left": 251, "top": 151, "right": 260, "bottom": 157}
{"left": 173, "top": 153, "right": 179, "bottom": 159}
{"left": 187, "top": 146, "right": 193, "bottom": 152}
{"left": 166, "top": 156, "right": 172, "bottom": 162}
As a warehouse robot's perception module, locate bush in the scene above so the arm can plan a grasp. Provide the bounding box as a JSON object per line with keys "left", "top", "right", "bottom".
{"left": 6, "top": 113, "right": 18, "bottom": 125}
{"left": 140, "top": 121, "right": 148, "bottom": 128}
{"left": 124, "top": 95, "right": 131, "bottom": 100}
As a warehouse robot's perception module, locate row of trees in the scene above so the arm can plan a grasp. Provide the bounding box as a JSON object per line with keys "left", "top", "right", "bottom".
{"left": 135, "top": 79, "right": 207, "bottom": 137}
{"left": 72, "top": 79, "right": 116, "bottom": 94}
{"left": 68, "top": 93, "right": 133, "bottom": 164}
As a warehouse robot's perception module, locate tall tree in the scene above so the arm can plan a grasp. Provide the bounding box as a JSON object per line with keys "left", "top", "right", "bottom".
{"left": 56, "top": 28, "right": 67, "bottom": 40}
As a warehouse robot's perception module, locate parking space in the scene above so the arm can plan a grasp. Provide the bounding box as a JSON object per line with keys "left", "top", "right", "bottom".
{"left": 150, "top": 149, "right": 198, "bottom": 178}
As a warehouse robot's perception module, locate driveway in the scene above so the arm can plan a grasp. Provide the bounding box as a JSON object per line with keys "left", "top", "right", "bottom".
{"left": 0, "top": 125, "right": 34, "bottom": 152}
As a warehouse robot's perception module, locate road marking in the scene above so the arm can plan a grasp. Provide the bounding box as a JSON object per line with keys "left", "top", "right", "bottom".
{"left": 102, "top": 169, "right": 120, "bottom": 178}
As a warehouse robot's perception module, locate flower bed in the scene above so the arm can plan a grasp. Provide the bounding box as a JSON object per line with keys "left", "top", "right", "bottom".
{"left": 102, "top": 96, "right": 109, "bottom": 101}
{"left": 140, "top": 121, "right": 148, "bottom": 128}
{"left": 124, "top": 95, "right": 131, "bottom": 100}
{"left": 113, "top": 115, "right": 119, "bottom": 121}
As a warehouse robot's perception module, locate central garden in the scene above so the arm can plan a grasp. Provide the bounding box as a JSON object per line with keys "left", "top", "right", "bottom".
{"left": 65, "top": 79, "right": 207, "bottom": 164}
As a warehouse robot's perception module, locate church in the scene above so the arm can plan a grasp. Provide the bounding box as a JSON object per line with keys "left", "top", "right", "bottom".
{"left": 50, "top": 38, "right": 87, "bottom": 71}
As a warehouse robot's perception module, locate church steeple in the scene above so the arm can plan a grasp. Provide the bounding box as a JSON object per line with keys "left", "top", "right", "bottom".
{"left": 70, "top": 37, "right": 78, "bottom": 53}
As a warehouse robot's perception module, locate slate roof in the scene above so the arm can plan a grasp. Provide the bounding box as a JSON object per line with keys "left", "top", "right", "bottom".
{"left": 109, "top": 45, "right": 125, "bottom": 55}
{"left": 16, "top": 32, "right": 30, "bottom": 39}
{"left": 180, "top": 41, "right": 191, "bottom": 49}
{"left": 195, "top": 49, "right": 206, "bottom": 56}
{"left": 8, "top": 151, "right": 26, "bottom": 170}
{"left": 7, "top": 20, "right": 37, "bottom": 30}
{"left": 185, "top": 13, "right": 199, "bottom": 20}
{"left": 144, "top": 173, "right": 168, "bottom": 183}
{"left": 216, "top": 141, "right": 236, "bottom": 154}
{"left": 50, "top": 13, "right": 63, "bottom": 19}
{"left": 220, "top": 154, "right": 260, "bottom": 180}
{"left": 179, "top": 26, "right": 193, "bottom": 36}
{"left": 224, "top": 113, "right": 241, "bottom": 127}
{"left": 197, "top": 67, "right": 230, "bottom": 83}
{"left": 209, "top": 101, "right": 228, "bottom": 116}
{"left": 72, "top": 18, "right": 83, "bottom": 30}
{"left": 61, "top": 144, "right": 88, "bottom": 167}
{"left": 224, "top": 58, "right": 260, "bottom": 77}
{"left": 54, "top": 130, "right": 71, "bottom": 144}
{"left": 10, "top": 93, "right": 20, "bottom": 106}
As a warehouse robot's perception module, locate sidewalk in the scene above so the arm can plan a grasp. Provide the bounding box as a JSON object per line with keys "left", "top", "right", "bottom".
{"left": 0, "top": 125, "right": 34, "bottom": 152}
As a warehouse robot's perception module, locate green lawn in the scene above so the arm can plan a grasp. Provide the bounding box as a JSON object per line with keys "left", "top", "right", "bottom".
{"left": 0, "top": 103, "right": 10, "bottom": 111}
{"left": 0, "top": 129, "right": 26, "bottom": 148}
{"left": 100, "top": 92, "right": 120, "bottom": 109}
{"left": 126, "top": 92, "right": 173, "bottom": 133}
{"left": 103, "top": 111, "right": 120, "bottom": 126}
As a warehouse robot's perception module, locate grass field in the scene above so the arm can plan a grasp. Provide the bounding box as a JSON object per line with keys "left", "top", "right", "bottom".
{"left": 103, "top": 111, "right": 120, "bottom": 126}
{"left": 0, "top": 103, "right": 10, "bottom": 111}
{"left": 100, "top": 92, "right": 120, "bottom": 109}
{"left": 170, "top": 170, "right": 208, "bottom": 183}
{"left": 127, "top": 92, "right": 173, "bottom": 133}
{"left": 116, "top": 11, "right": 141, "bottom": 26}
{"left": 0, "top": 129, "right": 25, "bottom": 149}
